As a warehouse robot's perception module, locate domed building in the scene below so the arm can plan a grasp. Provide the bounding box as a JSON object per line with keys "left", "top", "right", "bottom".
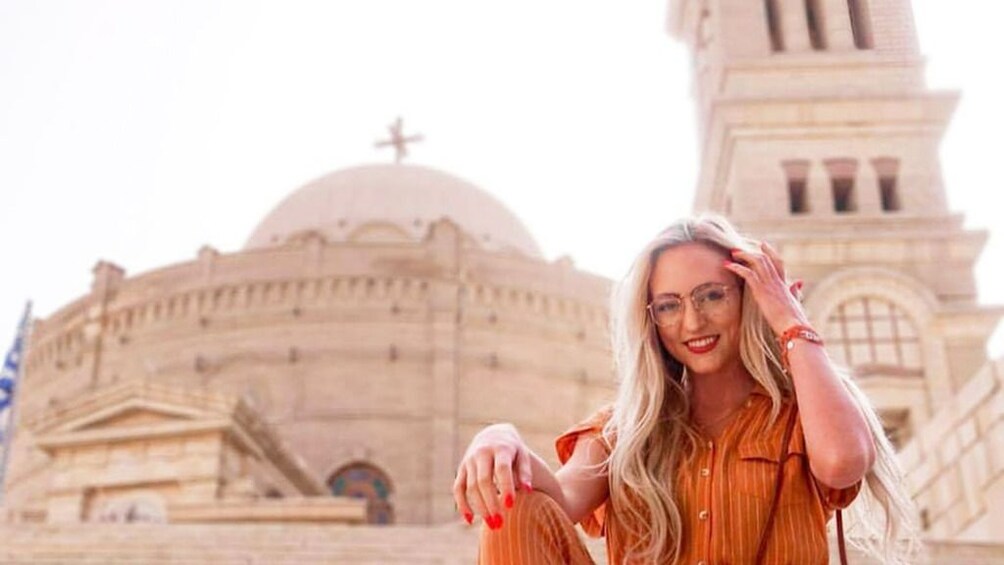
{"left": 3, "top": 162, "right": 616, "bottom": 527}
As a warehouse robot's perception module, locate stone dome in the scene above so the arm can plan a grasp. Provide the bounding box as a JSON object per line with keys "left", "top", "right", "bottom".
{"left": 245, "top": 164, "right": 542, "bottom": 258}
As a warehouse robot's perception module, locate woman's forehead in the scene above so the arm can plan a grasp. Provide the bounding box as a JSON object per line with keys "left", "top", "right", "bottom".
{"left": 649, "top": 243, "right": 732, "bottom": 293}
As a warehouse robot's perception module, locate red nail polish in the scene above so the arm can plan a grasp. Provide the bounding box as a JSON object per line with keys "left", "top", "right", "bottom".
{"left": 504, "top": 493, "right": 514, "bottom": 508}
{"left": 484, "top": 515, "right": 495, "bottom": 529}
{"left": 464, "top": 511, "right": 473, "bottom": 525}
{"left": 494, "top": 514, "right": 504, "bottom": 529}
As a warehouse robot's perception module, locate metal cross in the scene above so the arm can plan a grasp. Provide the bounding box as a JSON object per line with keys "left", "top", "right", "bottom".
{"left": 374, "top": 117, "right": 423, "bottom": 164}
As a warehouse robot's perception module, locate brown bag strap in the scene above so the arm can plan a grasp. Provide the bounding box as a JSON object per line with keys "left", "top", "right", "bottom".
{"left": 754, "top": 404, "right": 799, "bottom": 565}
{"left": 754, "top": 404, "right": 848, "bottom": 565}
{"left": 837, "top": 508, "right": 848, "bottom": 565}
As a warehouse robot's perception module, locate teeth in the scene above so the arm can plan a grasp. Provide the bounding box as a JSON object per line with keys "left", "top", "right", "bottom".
{"left": 687, "top": 336, "right": 717, "bottom": 347}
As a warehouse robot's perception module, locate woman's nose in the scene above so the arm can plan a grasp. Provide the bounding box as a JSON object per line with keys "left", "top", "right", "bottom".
{"left": 681, "top": 300, "right": 706, "bottom": 332}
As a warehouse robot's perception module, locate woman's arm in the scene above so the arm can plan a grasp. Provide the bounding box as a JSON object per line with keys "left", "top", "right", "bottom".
{"left": 785, "top": 337, "right": 876, "bottom": 489}
{"left": 549, "top": 435, "right": 610, "bottom": 524}
{"left": 727, "top": 242, "right": 876, "bottom": 490}
{"left": 453, "top": 423, "right": 609, "bottom": 527}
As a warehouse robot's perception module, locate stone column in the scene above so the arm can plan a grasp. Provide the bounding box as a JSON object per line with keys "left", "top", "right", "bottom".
{"left": 426, "top": 219, "right": 462, "bottom": 524}
{"left": 778, "top": 0, "right": 812, "bottom": 52}
{"left": 87, "top": 261, "right": 125, "bottom": 387}
{"left": 198, "top": 246, "right": 218, "bottom": 283}
{"left": 856, "top": 158, "right": 882, "bottom": 214}
{"left": 807, "top": 160, "right": 832, "bottom": 217}
{"left": 821, "top": 0, "right": 855, "bottom": 49}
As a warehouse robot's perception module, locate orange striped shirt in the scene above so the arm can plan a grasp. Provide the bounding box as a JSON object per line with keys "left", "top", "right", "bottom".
{"left": 555, "top": 385, "right": 861, "bottom": 564}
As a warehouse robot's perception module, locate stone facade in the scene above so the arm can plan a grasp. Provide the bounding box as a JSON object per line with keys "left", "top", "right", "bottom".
{"left": 18, "top": 380, "right": 364, "bottom": 526}
{"left": 3, "top": 164, "right": 616, "bottom": 527}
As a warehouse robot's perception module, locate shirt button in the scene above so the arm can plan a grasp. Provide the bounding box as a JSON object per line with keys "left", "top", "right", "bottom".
{"left": 697, "top": 561, "right": 707, "bottom": 565}
{"left": 707, "top": 440, "right": 714, "bottom": 450}
{"left": 745, "top": 399, "right": 753, "bottom": 408}
{"left": 698, "top": 510, "right": 709, "bottom": 521}
{"left": 700, "top": 467, "right": 710, "bottom": 477}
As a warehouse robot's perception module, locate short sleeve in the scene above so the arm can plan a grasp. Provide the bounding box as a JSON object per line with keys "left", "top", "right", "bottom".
{"left": 554, "top": 404, "right": 614, "bottom": 537}
{"left": 814, "top": 477, "right": 861, "bottom": 511}
{"left": 790, "top": 410, "right": 863, "bottom": 512}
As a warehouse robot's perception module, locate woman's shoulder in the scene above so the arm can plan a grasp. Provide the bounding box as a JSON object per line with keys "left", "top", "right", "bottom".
{"left": 555, "top": 403, "right": 616, "bottom": 464}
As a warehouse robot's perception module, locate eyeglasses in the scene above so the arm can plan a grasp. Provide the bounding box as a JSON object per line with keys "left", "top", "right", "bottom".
{"left": 647, "top": 283, "right": 735, "bottom": 328}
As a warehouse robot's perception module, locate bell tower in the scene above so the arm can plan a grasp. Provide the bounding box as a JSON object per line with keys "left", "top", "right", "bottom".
{"left": 668, "top": 0, "right": 1001, "bottom": 458}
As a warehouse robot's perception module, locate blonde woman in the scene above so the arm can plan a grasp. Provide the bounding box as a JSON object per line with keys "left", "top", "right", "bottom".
{"left": 454, "top": 214, "right": 915, "bottom": 564}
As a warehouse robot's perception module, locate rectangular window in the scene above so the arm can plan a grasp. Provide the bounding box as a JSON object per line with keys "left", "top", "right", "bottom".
{"left": 833, "top": 178, "right": 856, "bottom": 212}
{"left": 880, "top": 176, "right": 900, "bottom": 211}
{"left": 848, "top": 0, "right": 873, "bottom": 49}
{"left": 825, "top": 158, "right": 858, "bottom": 213}
{"left": 782, "top": 160, "right": 810, "bottom": 214}
{"left": 873, "top": 157, "right": 901, "bottom": 211}
{"left": 789, "top": 179, "right": 808, "bottom": 213}
{"left": 765, "top": 0, "right": 785, "bottom": 52}
{"left": 806, "top": 0, "right": 826, "bottom": 50}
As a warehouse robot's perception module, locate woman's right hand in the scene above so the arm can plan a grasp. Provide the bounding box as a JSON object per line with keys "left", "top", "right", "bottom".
{"left": 452, "top": 422, "right": 534, "bottom": 529}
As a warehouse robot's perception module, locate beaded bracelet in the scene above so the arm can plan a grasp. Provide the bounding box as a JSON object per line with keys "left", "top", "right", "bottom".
{"left": 778, "top": 324, "right": 823, "bottom": 373}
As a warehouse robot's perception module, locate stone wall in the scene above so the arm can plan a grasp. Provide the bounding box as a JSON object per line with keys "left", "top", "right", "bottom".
{"left": 900, "top": 358, "right": 1003, "bottom": 541}
{"left": 6, "top": 219, "right": 617, "bottom": 525}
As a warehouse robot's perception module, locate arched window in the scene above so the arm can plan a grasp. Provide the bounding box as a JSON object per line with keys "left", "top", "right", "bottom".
{"left": 328, "top": 462, "right": 394, "bottom": 525}
{"left": 824, "top": 296, "right": 922, "bottom": 375}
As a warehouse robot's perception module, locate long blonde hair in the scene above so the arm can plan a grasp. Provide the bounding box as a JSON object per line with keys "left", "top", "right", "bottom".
{"left": 603, "top": 213, "right": 917, "bottom": 563}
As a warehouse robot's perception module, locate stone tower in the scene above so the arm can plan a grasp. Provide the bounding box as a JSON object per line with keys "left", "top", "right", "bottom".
{"left": 668, "top": 0, "right": 1004, "bottom": 540}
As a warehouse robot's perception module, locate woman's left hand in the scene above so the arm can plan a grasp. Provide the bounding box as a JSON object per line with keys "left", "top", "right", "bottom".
{"left": 724, "top": 241, "right": 808, "bottom": 336}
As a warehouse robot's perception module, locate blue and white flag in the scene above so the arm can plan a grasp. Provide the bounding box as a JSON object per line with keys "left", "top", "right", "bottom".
{"left": 0, "top": 302, "right": 31, "bottom": 421}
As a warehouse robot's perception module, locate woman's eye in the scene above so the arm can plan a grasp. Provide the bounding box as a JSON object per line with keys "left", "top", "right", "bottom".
{"left": 656, "top": 302, "right": 680, "bottom": 313}
{"left": 705, "top": 290, "right": 726, "bottom": 301}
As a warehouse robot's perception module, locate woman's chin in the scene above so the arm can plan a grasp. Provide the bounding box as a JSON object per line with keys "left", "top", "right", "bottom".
{"left": 683, "top": 356, "right": 728, "bottom": 377}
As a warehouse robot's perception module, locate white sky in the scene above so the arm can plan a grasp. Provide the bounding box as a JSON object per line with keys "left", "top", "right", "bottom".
{"left": 0, "top": 1, "right": 1002, "bottom": 357}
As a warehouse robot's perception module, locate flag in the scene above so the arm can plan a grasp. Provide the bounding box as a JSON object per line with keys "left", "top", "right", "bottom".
{"left": 0, "top": 302, "right": 31, "bottom": 435}
{"left": 0, "top": 302, "right": 30, "bottom": 502}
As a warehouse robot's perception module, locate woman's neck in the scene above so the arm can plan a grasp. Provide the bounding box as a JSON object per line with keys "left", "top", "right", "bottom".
{"left": 688, "top": 362, "right": 756, "bottom": 424}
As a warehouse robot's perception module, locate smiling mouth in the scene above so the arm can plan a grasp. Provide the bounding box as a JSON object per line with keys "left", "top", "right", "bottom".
{"left": 684, "top": 335, "right": 719, "bottom": 354}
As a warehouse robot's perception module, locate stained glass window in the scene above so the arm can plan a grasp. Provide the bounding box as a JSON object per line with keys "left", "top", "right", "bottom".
{"left": 328, "top": 462, "right": 395, "bottom": 525}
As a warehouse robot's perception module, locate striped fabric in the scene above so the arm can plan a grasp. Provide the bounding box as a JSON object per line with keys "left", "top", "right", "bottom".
{"left": 549, "top": 385, "right": 861, "bottom": 565}
{"left": 478, "top": 490, "right": 595, "bottom": 565}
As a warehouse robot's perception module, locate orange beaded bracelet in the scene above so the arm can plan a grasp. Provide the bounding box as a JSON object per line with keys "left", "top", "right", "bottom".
{"left": 778, "top": 324, "right": 824, "bottom": 373}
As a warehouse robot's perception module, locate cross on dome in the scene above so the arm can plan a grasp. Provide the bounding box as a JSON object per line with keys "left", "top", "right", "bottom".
{"left": 374, "top": 117, "right": 423, "bottom": 164}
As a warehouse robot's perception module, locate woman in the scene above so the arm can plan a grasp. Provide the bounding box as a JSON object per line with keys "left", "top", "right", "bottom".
{"left": 453, "top": 214, "right": 915, "bottom": 564}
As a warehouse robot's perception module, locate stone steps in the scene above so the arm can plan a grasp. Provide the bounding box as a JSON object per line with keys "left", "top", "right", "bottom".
{"left": 4, "top": 522, "right": 998, "bottom": 564}
{"left": 0, "top": 523, "right": 487, "bottom": 564}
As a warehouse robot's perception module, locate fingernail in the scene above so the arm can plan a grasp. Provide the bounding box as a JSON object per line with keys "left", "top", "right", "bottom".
{"left": 464, "top": 512, "right": 473, "bottom": 525}
{"left": 504, "top": 493, "right": 514, "bottom": 509}
{"left": 484, "top": 515, "right": 495, "bottom": 529}
{"left": 494, "top": 514, "right": 504, "bottom": 529}
{"left": 522, "top": 482, "right": 533, "bottom": 493}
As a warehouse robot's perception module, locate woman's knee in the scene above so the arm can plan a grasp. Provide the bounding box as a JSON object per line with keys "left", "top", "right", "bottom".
{"left": 483, "top": 490, "right": 571, "bottom": 535}
{"left": 478, "top": 491, "right": 587, "bottom": 565}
